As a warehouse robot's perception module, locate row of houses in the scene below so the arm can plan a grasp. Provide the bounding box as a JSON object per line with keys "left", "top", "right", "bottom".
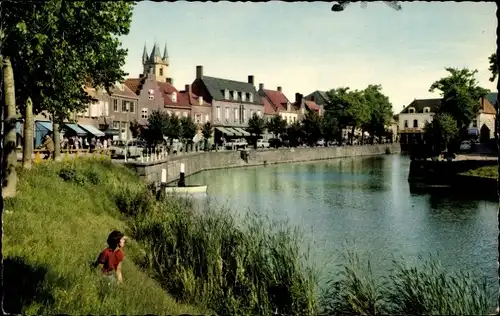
{"left": 397, "top": 92, "right": 498, "bottom": 150}
{"left": 68, "top": 43, "right": 326, "bottom": 142}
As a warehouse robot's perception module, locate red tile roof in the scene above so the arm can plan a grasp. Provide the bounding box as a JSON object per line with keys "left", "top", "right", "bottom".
{"left": 261, "top": 95, "right": 277, "bottom": 115}
{"left": 111, "top": 84, "right": 138, "bottom": 99}
{"left": 304, "top": 100, "right": 320, "bottom": 112}
{"left": 263, "top": 89, "right": 288, "bottom": 112}
{"left": 124, "top": 78, "right": 143, "bottom": 95}
{"left": 125, "top": 78, "right": 192, "bottom": 109}
{"left": 178, "top": 90, "right": 211, "bottom": 107}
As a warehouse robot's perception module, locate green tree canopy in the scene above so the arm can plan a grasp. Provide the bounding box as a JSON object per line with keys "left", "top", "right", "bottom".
{"left": 489, "top": 53, "right": 497, "bottom": 83}
{"left": 285, "top": 121, "right": 303, "bottom": 147}
{"left": 202, "top": 122, "right": 212, "bottom": 140}
{"left": 363, "top": 84, "right": 393, "bottom": 142}
{"left": 247, "top": 113, "right": 266, "bottom": 138}
{"left": 180, "top": 116, "right": 197, "bottom": 143}
{"left": 302, "top": 110, "right": 323, "bottom": 145}
{"left": 429, "top": 68, "right": 489, "bottom": 133}
{"left": 144, "top": 110, "right": 169, "bottom": 145}
{"left": 2, "top": 1, "right": 134, "bottom": 120}
{"left": 266, "top": 115, "right": 287, "bottom": 138}
{"left": 424, "top": 113, "right": 458, "bottom": 154}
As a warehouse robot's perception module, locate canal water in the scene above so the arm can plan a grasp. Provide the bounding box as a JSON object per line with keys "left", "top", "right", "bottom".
{"left": 187, "top": 154, "right": 497, "bottom": 291}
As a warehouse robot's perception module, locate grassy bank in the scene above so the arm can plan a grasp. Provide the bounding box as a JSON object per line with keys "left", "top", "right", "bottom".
{"left": 4, "top": 159, "right": 494, "bottom": 315}
{"left": 3, "top": 160, "right": 205, "bottom": 315}
{"left": 460, "top": 165, "right": 497, "bottom": 179}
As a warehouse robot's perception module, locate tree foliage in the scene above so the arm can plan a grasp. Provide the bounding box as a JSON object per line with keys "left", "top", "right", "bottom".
{"left": 266, "top": 115, "right": 287, "bottom": 138}
{"left": 363, "top": 84, "right": 393, "bottom": 143}
{"left": 489, "top": 53, "right": 497, "bottom": 83}
{"left": 429, "top": 68, "right": 489, "bottom": 132}
{"left": 143, "top": 110, "right": 169, "bottom": 145}
{"left": 302, "top": 110, "right": 323, "bottom": 145}
{"left": 180, "top": 116, "right": 197, "bottom": 143}
{"left": 424, "top": 113, "right": 458, "bottom": 154}
{"left": 247, "top": 113, "right": 266, "bottom": 138}
{"left": 202, "top": 122, "right": 212, "bottom": 140}
{"left": 2, "top": 1, "right": 134, "bottom": 120}
{"left": 285, "top": 121, "right": 304, "bottom": 147}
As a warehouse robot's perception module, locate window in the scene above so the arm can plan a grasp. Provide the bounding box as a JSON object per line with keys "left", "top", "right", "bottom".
{"left": 245, "top": 93, "right": 250, "bottom": 101}
{"left": 249, "top": 93, "right": 254, "bottom": 102}
{"left": 229, "top": 91, "right": 234, "bottom": 100}
{"left": 183, "top": 111, "right": 188, "bottom": 118}
{"left": 257, "top": 110, "right": 262, "bottom": 117}
{"left": 216, "top": 106, "right": 221, "bottom": 120}
{"left": 237, "top": 92, "right": 242, "bottom": 101}
{"left": 112, "top": 121, "right": 119, "bottom": 129}
{"left": 408, "top": 107, "right": 415, "bottom": 113}
{"left": 121, "top": 121, "right": 127, "bottom": 129}
{"left": 129, "top": 101, "right": 135, "bottom": 113}
{"left": 242, "top": 93, "right": 246, "bottom": 102}
{"left": 175, "top": 111, "right": 180, "bottom": 117}
{"left": 413, "top": 119, "right": 418, "bottom": 128}
{"left": 225, "top": 107, "right": 230, "bottom": 120}
{"left": 473, "top": 120, "right": 478, "bottom": 128}
{"left": 423, "top": 107, "right": 430, "bottom": 113}
{"left": 195, "top": 113, "right": 202, "bottom": 123}
{"left": 404, "top": 120, "right": 408, "bottom": 128}
{"left": 171, "top": 92, "right": 177, "bottom": 103}
{"left": 122, "top": 101, "right": 128, "bottom": 112}
{"left": 243, "top": 108, "right": 247, "bottom": 121}
{"left": 234, "top": 108, "right": 239, "bottom": 122}
{"left": 141, "top": 108, "right": 148, "bottom": 119}
{"left": 224, "top": 90, "right": 229, "bottom": 99}
{"left": 205, "top": 114, "right": 209, "bottom": 122}
{"left": 113, "top": 99, "right": 119, "bottom": 112}
{"left": 149, "top": 95, "right": 154, "bottom": 100}
{"left": 159, "top": 67, "right": 163, "bottom": 76}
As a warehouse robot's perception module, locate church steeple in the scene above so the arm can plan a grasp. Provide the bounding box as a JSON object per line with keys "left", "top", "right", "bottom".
{"left": 163, "top": 43, "right": 169, "bottom": 60}
{"left": 149, "top": 42, "right": 161, "bottom": 62}
{"left": 142, "top": 43, "right": 148, "bottom": 64}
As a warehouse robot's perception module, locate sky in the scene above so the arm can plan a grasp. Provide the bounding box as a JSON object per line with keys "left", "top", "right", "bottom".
{"left": 120, "top": 1, "right": 496, "bottom": 113}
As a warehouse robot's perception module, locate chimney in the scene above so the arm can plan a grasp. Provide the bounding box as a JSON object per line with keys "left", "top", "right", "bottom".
{"left": 166, "top": 77, "right": 173, "bottom": 85}
{"left": 196, "top": 65, "right": 203, "bottom": 79}
{"left": 259, "top": 83, "right": 264, "bottom": 91}
{"left": 295, "top": 93, "right": 303, "bottom": 104}
{"left": 277, "top": 86, "right": 282, "bottom": 92}
{"left": 248, "top": 75, "right": 254, "bottom": 85}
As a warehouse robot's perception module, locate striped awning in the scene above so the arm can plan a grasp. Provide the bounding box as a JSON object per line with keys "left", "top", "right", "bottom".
{"left": 79, "top": 124, "right": 105, "bottom": 137}
{"left": 64, "top": 123, "right": 88, "bottom": 136}
{"left": 226, "top": 127, "right": 242, "bottom": 136}
{"left": 233, "top": 127, "right": 251, "bottom": 136}
{"left": 215, "top": 126, "right": 234, "bottom": 136}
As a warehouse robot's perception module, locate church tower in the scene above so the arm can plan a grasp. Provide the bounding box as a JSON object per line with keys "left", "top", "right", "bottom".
{"left": 142, "top": 42, "right": 169, "bottom": 82}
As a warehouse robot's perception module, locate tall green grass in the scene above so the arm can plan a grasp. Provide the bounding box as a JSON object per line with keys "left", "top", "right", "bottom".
{"left": 120, "top": 188, "right": 318, "bottom": 315}
{"left": 3, "top": 160, "right": 205, "bottom": 315}
{"left": 320, "top": 251, "right": 494, "bottom": 315}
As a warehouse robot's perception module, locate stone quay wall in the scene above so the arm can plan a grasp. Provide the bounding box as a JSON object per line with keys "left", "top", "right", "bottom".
{"left": 126, "top": 144, "right": 401, "bottom": 184}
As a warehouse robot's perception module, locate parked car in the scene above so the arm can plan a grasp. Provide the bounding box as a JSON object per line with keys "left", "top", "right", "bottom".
{"left": 256, "top": 139, "right": 270, "bottom": 149}
{"left": 459, "top": 140, "right": 472, "bottom": 152}
{"left": 225, "top": 139, "right": 248, "bottom": 150}
{"left": 316, "top": 139, "right": 326, "bottom": 147}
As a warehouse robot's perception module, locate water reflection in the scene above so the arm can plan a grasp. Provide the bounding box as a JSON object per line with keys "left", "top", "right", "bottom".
{"left": 187, "top": 155, "right": 498, "bottom": 292}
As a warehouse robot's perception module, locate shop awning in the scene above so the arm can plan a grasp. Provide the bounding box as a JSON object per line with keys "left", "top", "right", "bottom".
{"left": 79, "top": 124, "right": 105, "bottom": 137}
{"left": 234, "top": 127, "right": 250, "bottom": 136}
{"left": 64, "top": 123, "right": 88, "bottom": 136}
{"left": 103, "top": 129, "right": 120, "bottom": 136}
{"left": 226, "top": 127, "right": 242, "bottom": 136}
{"left": 36, "top": 121, "right": 53, "bottom": 132}
{"left": 215, "top": 126, "right": 234, "bottom": 136}
{"left": 16, "top": 121, "right": 22, "bottom": 135}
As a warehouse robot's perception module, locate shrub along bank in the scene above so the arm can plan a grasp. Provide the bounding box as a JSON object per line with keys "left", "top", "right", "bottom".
{"left": 4, "top": 160, "right": 495, "bottom": 315}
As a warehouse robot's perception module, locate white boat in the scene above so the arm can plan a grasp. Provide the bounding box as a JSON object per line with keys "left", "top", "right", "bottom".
{"left": 164, "top": 185, "right": 208, "bottom": 194}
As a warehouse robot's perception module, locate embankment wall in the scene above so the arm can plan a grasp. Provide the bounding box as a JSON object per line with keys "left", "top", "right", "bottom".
{"left": 126, "top": 143, "right": 401, "bottom": 184}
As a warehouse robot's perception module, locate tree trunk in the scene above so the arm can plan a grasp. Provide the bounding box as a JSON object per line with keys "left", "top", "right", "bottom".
{"left": 2, "top": 56, "right": 17, "bottom": 198}
{"left": 496, "top": 2, "right": 500, "bottom": 314}
{"left": 22, "top": 98, "right": 34, "bottom": 169}
{"left": 53, "top": 121, "right": 61, "bottom": 160}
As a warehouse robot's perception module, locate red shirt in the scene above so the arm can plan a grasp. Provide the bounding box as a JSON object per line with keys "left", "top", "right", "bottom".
{"left": 97, "top": 248, "right": 124, "bottom": 274}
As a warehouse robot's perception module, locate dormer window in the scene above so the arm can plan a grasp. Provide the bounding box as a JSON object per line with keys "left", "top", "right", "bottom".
{"left": 198, "top": 96, "right": 203, "bottom": 106}
{"left": 423, "top": 107, "right": 430, "bottom": 113}
{"left": 242, "top": 93, "right": 246, "bottom": 102}
{"left": 229, "top": 91, "right": 234, "bottom": 100}
{"left": 248, "top": 93, "right": 253, "bottom": 103}
{"left": 171, "top": 92, "right": 177, "bottom": 103}
{"left": 237, "top": 91, "right": 242, "bottom": 101}
{"left": 224, "top": 89, "right": 229, "bottom": 99}
{"left": 148, "top": 89, "right": 154, "bottom": 95}
{"left": 408, "top": 107, "right": 415, "bottom": 113}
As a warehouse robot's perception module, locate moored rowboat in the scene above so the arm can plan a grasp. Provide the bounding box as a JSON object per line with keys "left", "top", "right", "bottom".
{"left": 164, "top": 185, "right": 208, "bottom": 194}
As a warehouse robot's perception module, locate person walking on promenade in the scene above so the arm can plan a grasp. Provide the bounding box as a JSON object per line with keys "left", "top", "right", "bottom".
{"left": 39, "top": 134, "right": 54, "bottom": 159}
{"left": 94, "top": 230, "right": 127, "bottom": 284}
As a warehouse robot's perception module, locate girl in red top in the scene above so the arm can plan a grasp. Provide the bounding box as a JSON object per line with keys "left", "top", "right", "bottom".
{"left": 94, "top": 230, "right": 126, "bottom": 283}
